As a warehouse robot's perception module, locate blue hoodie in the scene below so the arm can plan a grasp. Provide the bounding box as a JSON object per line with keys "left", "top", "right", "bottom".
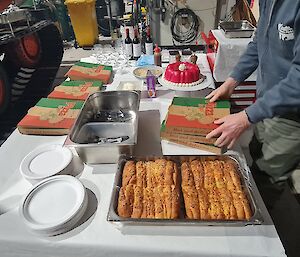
{"left": 230, "top": 0, "right": 300, "bottom": 123}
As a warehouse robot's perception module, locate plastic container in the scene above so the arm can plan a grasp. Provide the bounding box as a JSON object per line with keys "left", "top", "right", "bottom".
{"left": 146, "top": 70, "right": 156, "bottom": 98}
{"left": 65, "top": 0, "right": 98, "bottom": 47}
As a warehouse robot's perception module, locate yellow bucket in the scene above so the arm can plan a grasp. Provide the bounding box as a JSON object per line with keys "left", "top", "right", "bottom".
{"left": 65, "top": 0, "right": 98, "bottom": 47}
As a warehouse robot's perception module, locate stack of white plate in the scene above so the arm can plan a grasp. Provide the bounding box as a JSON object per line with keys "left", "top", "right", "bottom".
{"left": 20, "top": 144, "right": 74, "bottom": 184}
{"left": 20, "top": 175, "right": 88, "bottom": 236}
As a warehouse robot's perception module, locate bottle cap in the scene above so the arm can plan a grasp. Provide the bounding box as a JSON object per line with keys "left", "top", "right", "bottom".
{"left": 154, "top": 44, "right": 161, "bottom": 53}
{"left": 190, "top": 54, "right": 198, "bottom": 64}
{"left": 146, "top": 70, "right": 154, "bottom": 77}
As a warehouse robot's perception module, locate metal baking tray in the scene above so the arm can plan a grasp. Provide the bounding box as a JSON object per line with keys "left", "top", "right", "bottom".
{"left": 107, "top": 155, "right": 264, "bottom": 226}
{"left": 64, "top": 91, "right": 140, "bottom": 164}
{"left": 220, "top": 20, "right": 255, "bottom": 38}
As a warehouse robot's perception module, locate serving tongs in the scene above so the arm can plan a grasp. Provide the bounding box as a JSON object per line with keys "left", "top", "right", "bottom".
{"left": 90, "top": 136, "right": 130, "bottom": 144}
{"left": 93, "top": 110, "right": 132, "bottom": 122}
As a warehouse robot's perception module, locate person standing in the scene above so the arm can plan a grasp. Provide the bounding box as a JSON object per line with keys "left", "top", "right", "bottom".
{"left": 206, "top": 0, "right": 300, "bottom": 184}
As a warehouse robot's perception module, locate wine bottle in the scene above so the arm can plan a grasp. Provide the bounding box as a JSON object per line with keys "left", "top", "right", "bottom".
{"left": 141, "top": 21, "right": 147, "bottom": 54}
{"left": 145, "top": 26, "right": 153, "bottom": 55}
{"left": 132, "top": 28, "right": 141, "bottom": 60}
{"left": 124, "top": 28, "right": 133, "bottom": 59}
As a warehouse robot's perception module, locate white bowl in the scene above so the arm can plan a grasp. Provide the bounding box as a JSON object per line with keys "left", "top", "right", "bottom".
{"left": 20, "top": 144, "right": 73, "bottom": 184}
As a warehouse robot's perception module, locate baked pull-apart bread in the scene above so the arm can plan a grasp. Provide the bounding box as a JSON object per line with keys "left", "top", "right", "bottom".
{"left": 182, "top": 159, "right": 252, "bottom": 220}
{"left": 118, "top": 159, "right": 180, "bottom": 219}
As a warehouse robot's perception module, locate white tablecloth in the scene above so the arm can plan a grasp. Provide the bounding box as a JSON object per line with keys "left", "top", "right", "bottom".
{"left": 82, "top": 53, "right": 215, "bottom": 91}
{"left": 0, "top": 54, "right": 286, "bottom": 257}
{"left": 212, "top": 30, "right": 257, "bottom": 82}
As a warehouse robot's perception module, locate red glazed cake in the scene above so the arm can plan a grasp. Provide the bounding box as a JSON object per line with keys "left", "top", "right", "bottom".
{"left": 163, "top": 62, "right": 203, "bottom": 86}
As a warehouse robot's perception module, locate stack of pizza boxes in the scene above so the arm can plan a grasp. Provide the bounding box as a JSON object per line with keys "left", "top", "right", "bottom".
{"left": 161, "top": 97, "right": 230, "bottom": 154}
{"left": 17, "top": 62, "right": 112, "bottom": 135}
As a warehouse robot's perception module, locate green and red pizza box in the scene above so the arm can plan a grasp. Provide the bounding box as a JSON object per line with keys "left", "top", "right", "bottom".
{"left": 65, "top": 62, "right": 112, "bottom": 84}
{"left": 18, "top": 98, "right": 84, "bottom": 135}
{"left": 48, "top": 80, "right": 102, "bottom": 101}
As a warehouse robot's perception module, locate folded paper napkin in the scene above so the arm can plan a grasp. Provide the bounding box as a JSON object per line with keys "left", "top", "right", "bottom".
{"left": 137, "top": 55, "right": 154, "bottom": 66}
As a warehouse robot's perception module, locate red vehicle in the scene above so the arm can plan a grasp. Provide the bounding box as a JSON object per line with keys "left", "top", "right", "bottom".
{"left": 0, "top": 1, "right": 64, "bottom": 142}
{"left": 0, "top": 0, "right": 12, "bottom": 12}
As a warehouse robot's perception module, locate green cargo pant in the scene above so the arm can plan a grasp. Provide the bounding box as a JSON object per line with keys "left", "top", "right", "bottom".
{"left": 250, "top": 116, "right": 300, "bottom": 183}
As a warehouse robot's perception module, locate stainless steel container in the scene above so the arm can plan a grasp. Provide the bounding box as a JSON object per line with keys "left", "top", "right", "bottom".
{"left": 219, "top": 20, "right": 255, "bottom": 38}
{"left": 65, "top": 91, "right": 140, "bottom": 164}
{"left": 107, "top": 155, "right": 264, "bottom": 226}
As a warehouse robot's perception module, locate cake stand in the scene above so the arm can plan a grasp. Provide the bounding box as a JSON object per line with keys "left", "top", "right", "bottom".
{"left": 158, "top": 73, "right": 209, "bottom": 91}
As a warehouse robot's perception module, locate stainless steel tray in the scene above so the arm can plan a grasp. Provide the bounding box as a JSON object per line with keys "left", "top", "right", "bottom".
{"left": 65, "top": 91, "right": 140, "bottom": 164}
{"left": 220, "top": 20, "right": 255, "bottom": 38}
{"left": 107, "top": 155, "right": 264, "bottom": 226}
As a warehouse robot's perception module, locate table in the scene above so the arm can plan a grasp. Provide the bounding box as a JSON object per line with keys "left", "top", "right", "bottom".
{"left": 0, "top": 54, "right": 286, "bottom": 257}
{"left": 211, "top": 30, "right": 257, "bottom": 82}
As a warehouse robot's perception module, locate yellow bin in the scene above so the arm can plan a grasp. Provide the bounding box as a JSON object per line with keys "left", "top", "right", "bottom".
{"left": 65, "top": 0, "right": 98, "bottom": 47}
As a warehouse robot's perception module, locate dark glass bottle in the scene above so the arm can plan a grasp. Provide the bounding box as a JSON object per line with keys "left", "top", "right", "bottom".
{"left": 141, "top": 21, "right": 147, "bottom": 53}
{"left": 132, "top": 28, "right": 141, "bottom": 60}
{"left": 124, "top": 28, "right": 133, "bottom": 59}
{"left": 145, "top": 26, "right": 153, "bottom": 55}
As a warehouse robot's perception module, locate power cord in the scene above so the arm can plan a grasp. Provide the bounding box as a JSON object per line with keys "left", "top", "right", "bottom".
{"left": 170, "top": 8, "right": 199, "bottom": 44}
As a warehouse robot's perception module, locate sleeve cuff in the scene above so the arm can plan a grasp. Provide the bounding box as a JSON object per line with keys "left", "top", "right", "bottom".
{"left": 245, "top": 103, "right": 266, "bottom": 124}
{"left": 229, "top": 69, "right": 247, "bottom": 83}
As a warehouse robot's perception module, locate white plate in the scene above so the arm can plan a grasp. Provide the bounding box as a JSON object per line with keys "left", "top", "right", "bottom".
{"left": 20, "top": 144, "right": 73, "bottom": 181}
{"left": 20, "top": 175, "right": 86, "bottom": 235}
{"left": 36, "top": 190, "right": 88, "bottom": 236}
{"left": 158, "top": 73, "right": 209, "bottom": 92}
{"left": 133, "top": 66, "right": 163, "bottom": 79}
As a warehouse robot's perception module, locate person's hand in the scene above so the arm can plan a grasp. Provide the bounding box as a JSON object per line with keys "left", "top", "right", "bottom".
{"left": 206, "top": 111, "right": 251, "bottom": 149}
{"left": 205, "top": 77, "right": 239, "bottom": 102}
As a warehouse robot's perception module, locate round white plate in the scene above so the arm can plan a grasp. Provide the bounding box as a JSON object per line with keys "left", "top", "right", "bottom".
{"left": 45, "top": 190, "right": 88, "bottom": 236}
{"left": 133, "top": 66, "right": 163, "bottom": 79}
{"left": 20, "top": 144, "right": 73, "bottom": 181}
{"left": 158, "top": 73, "right": 209, "bottom": 92}
{"left": 33, "top": 190, "right": 88, "bottom": 237}
{"left": 20, "top": 175, "right": 86, "bottom": 235}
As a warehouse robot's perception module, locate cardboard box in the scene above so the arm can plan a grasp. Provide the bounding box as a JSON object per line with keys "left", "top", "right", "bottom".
{"left": 164, "top": 137, "right": 223, "bottom": 154}
{"left": 160, "top": 120, "right": 216, "bottom": 145}
{"left": 48, "top": 80, "right": 102, "bottom": 101}
{"left": 17, "top": 98, "right": 84, "bottom": 135}
{"left": 160, "top": 97, "right": 229, "bottom": 154}
{"left": 165, "top": 97, "right": 230, "bottom": 135}
{"left": 65, "top": 62, "right": 113, "bottom": 84}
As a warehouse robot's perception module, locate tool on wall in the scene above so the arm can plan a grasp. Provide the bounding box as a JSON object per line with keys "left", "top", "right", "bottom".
{"left": 170, "top": 7, "right": 199, "bottom": 44}
{"left": 147, "top": 0, "right": 223, "bottom": 46}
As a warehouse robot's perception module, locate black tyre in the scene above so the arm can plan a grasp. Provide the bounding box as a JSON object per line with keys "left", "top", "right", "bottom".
{"left": 4, "top": 33, "right": 42, "bottom": 69}
{"left": 0, "top": 63, "right": 10, "bottom": 115}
